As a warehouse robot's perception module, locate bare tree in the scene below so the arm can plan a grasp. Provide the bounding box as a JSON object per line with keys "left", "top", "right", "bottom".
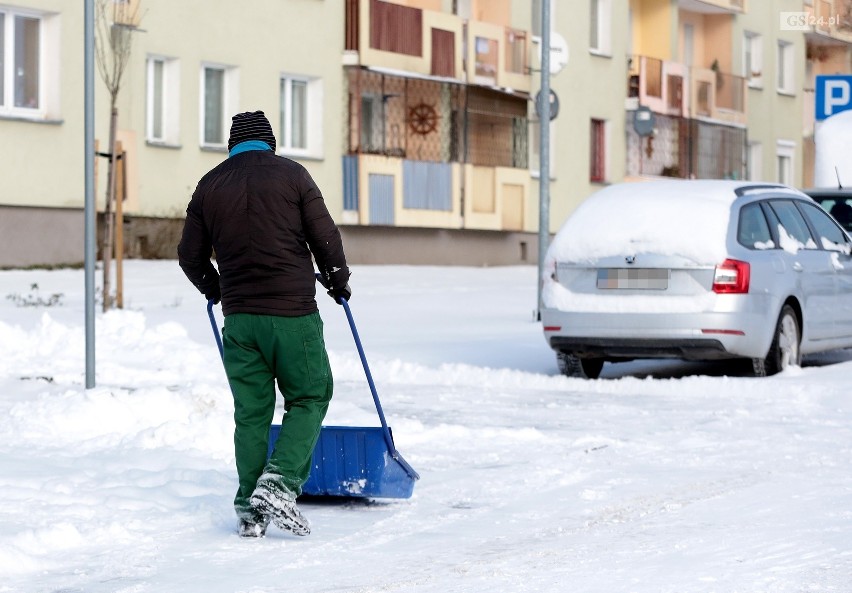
{"left": 95, "top": 0, "right": 142, "bottom": 311}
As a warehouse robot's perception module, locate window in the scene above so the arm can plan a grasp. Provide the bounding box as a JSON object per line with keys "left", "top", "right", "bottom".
{"left": 743, "top": 32, "right": 762, "bottom": 88}
{"left": 769, "top": 200, "right": 816, "bottom": 248}
{"left": 360, "top": 94, "right": 382, "bottom": 153}
{"left": 747, "top": 141, "right": 763, "bottom": 181}
{"left": 777, "top": 40, "right": 794, "bottom": 94}
{"left": 590, "top": 0, "right": 611, "bottom": 55}
{"left": 281, "top": 77, "right": 306, "bottom": 151}
{"left": 776, "top": 140, "right": 795, "bottom": 185}
{"left": 590, "top": 119, "right": 606, "bottom": 182}
{"left": 280, "top": 75, "right": 323, "bottom": 157}
{"left": 146, "top": 56, "right": 180, "bottom": 145}
{"left": 200, "top": 64, "right": 238, "bottom": 147}
{"left": 738, "top": 203, "right": 773, "bottom": 249}
{"left": 799, "top": 201, "right": 850, "bottom": 251}
{"left": 1, "top": 9, "right": 42, "bottom": 115}
{"left": 474, "top": 36, "right": 498, "bottom": 82}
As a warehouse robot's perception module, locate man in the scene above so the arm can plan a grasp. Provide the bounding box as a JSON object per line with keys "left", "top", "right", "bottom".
{"left": 178, "top": 110, "right": 351, "bottom": 538}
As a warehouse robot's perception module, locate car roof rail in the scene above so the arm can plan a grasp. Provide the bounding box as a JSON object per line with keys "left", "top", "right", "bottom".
{"left": 734, "top": 183, "right": 793, "bottom": 197}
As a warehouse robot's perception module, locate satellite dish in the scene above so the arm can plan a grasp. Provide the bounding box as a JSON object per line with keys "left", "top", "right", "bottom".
{"left": 537, "top": 32, "right": 569, "bottom": 76}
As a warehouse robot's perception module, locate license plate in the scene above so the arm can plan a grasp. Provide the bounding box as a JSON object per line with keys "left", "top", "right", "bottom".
{"left": 596, "top": 268, "right": 669, "bottom": 290}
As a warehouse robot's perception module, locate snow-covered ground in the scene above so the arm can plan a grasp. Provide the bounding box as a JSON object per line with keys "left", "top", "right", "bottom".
{"left": 1, "top": 261, "right": 850, "bottom": 593}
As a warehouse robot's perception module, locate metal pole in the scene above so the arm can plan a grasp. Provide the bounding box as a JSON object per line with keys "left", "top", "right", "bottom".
{"left": 536, "top": 1, "right": 551, "bottom": 319}
{"left": 84, "top": 0, "right": 96, "bottom": 388}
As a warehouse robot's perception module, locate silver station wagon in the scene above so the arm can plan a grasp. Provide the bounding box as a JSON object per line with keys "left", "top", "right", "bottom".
{"left": 540, "top": 180, "right": 852, "bottom": 378}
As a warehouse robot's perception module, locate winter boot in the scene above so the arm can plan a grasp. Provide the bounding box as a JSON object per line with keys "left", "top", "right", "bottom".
{"left": 238, "top": 511, "right": 271, "bottom": 538}
{"left": 249, "top": 473, "right": 310, "bottom": 536}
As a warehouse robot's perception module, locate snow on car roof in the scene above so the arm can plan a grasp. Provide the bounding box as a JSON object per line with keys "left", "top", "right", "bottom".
{"left": 546, "top": 180, "right": 793, "bottom": 266}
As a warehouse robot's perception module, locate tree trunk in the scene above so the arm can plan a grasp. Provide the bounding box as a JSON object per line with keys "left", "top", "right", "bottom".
{"left": 102, "top": 104, "right": 118, "bottom": 312}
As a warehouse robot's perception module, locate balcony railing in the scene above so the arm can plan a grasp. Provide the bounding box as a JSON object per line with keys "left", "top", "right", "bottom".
{"left": 346, "top": 67, "right": 528, "bottom": 169}
{"left": 628, "top": 55, "right": 746, "bottom": 125}
{"left": 345, "top": 0, "right": 531, "bottom": 92}
{"left": 626, "top": 112, "right": 747, "bottom": 180}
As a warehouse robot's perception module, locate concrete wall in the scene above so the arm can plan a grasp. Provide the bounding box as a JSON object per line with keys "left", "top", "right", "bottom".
{"left": 0, "top": 207, "right": 542, "bottom": 268}
{"left": 340, "top": 226, "right": 541, "bottom": 266}
{"left": 0, "top": 207, "right": 84, "bottom": 268}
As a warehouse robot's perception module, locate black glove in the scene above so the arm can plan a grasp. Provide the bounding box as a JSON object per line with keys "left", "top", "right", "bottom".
{"left": 328, "top": 283, "right": 351, "bottom": 304}
{"left": 203, "top": 280, "right": 221, "bottom": 305}
{"left": 316, "top": 270, "right": 351, "bottom": 304}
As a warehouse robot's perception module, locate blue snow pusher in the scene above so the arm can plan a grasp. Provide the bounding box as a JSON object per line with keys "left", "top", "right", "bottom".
{"left": 207, "top": 297, "right": 419, "bottom": 499}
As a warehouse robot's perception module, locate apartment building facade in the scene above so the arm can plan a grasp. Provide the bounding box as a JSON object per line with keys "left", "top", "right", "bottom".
{"left": 0, "top": 0, "right": 346, "bottom": 267}
{"left": 0, "top": 0, "right": 847, "bottom": 268}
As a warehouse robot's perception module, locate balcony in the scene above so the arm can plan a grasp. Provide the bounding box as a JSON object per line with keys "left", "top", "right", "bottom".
{"left": 341, "top": 68, "right": 531, "bottom": 232}
{"left": 804, "top": 0, "right": 852, "bottom": 45}
{"left": 344, "top": 0, "right": 531, "bottom": 93}
{"left": 628, "top": 55, "right": 746, "bottom": 126}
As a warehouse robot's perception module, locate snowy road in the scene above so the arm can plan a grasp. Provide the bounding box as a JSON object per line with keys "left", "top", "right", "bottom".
{"left": 0, "top": 263, "right": 850, "bottom": 592}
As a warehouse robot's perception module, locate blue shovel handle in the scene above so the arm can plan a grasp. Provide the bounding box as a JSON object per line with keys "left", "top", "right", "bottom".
{"left": 207, "top": 299, "right": 224, "bottom": 361}
{"left": 316, "top": 275, "right": 410, "bottom": 465}
{"left": 338, "top": 297, "right": 399, "bottom": 457}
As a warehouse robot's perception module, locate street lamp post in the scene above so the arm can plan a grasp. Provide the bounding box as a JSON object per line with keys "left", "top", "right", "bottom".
{"left": 85, "top": 0, "right": 96, "bottom": 388}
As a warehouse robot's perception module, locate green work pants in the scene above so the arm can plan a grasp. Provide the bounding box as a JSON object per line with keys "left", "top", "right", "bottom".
{"left": 221, "top": 311, "right": 332, "bottom": 518}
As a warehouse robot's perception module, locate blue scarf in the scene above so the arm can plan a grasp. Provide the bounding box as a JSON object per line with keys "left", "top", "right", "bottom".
{"left": 229, "top": 140, "right": 273, "bottom": 158}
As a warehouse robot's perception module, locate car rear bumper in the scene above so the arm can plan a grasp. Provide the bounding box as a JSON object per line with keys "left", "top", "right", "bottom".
{"left": 541, "top": 308, "right": 773, "bottom": 361}
{"left": 548, "top": 336, "right": 729, "bottom": 360}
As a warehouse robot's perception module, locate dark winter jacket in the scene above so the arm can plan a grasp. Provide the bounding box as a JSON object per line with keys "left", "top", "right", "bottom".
{"left": 178, "top": 150, "right": 349, "bottom": 317}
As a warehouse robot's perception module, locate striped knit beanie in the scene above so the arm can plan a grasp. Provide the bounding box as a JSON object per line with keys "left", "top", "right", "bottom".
{"left": 227, "top": 110, "right": 276, "bottom": 151}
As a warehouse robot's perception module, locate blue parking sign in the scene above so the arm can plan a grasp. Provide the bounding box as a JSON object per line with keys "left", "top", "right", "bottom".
{"left": 816, "top": 75, "right": 852, "bottom": 121}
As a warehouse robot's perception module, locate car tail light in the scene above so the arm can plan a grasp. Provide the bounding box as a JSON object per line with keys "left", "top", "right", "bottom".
{"left": 712, "top": 259, "right": 750, "bottom": 294}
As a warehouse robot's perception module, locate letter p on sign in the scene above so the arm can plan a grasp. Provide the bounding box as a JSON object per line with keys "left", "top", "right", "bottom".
{"left": 816, "top": 75, "right": 852, "bottom": 121}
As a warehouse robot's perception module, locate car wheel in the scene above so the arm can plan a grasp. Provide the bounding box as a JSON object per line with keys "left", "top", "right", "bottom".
{"left": 557, "top": 352, "right": 604, "bottom": 379}
{"left": 752, "top": 304, "right": 801, "bottom": 377}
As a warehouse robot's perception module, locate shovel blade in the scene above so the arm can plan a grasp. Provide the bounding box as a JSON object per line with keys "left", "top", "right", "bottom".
{"left": 268, "top": 424, "right": 418, "bottom": 499}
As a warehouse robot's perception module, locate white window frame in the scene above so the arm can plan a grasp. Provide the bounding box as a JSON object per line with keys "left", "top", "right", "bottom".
{"left": 589, "top": 0, "right": 612, "bottom": 56}
{"left": 199, "top": 63, "right": 238, "bottom": 148}
{"left": 743, "top": 31, "right": 763, "bottom": 89}
{"left": 776, "top": 40, "right": 795, "bottom": 95}
{"left": 776, "top": 140, "right": 795, "bottom": 185}
{"left": 146, "top": 55, "right": 180, "bottom": 145}
{"left": 747, "top": 141, "right": 763, "bottom": 181}
{"left": 0, "top": 7, "right": 55, "bottom": 119}
{"left": 279, "top": 73, "right": 323, "bottom": 159}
